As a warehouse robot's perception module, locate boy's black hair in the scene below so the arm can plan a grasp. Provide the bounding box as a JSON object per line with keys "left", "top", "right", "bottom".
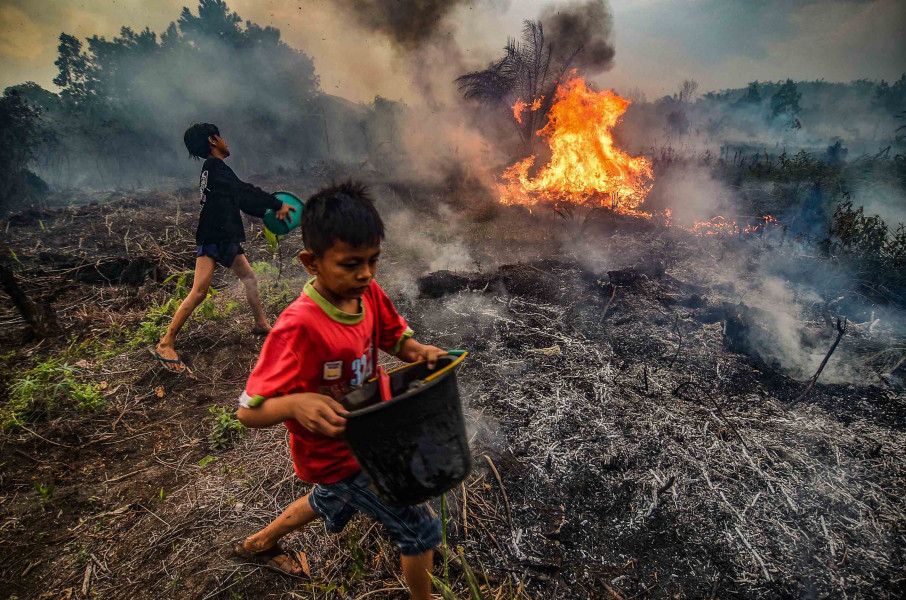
{"left": 302, "top": 181, "right": 385, "bottom": 256}
{"left": 184, "top": 122, "right": 220, "bottom": 159}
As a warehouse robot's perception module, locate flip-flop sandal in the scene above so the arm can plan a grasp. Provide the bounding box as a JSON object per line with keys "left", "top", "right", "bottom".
{"left": 232, "top": 541, "right": 310, "bottom": 577}
{"left": 150, "top": 349, "right": 187, "bottom": 374}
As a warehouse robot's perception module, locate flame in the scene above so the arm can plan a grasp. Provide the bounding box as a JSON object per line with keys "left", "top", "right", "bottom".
{"left": 512, "top": 98, "right": 528, "bottom": 124}
{"left": 683, "top": 215, "right": 780, "bottom": 236}
{"left": 499, "top": 77, "right": 653, "bottom": 216}
{"left": 513, "top": 96, "right": 545, "bottom": 125}
{"left": 500, "top": 77, "right": 779, "bottom": 236}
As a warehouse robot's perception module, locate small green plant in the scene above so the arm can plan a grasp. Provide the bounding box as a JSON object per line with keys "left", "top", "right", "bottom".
{"left": 34, "top": 482, "right": 56, "bottom": 502}
{"left": 131, "top": 317, "right": 169, "bottom": 348}
{"left": 208, "top": 405, "right": 245, "bottom": 449}
{"left": 262, "top": 229, "right": 286, "bottom": 279}
{"left": 153, "top": 488, "right": 167, "bottom": 502}
{"left": 253, "top": 261, "right": 296, "bottom": 312}
{"left": 71, "top": 381, "right": 104, "bottom": 412}
{"left": 262, "top": 228, "right": 282, "bottom": 256}
{"left": 345, "top": 530, "right": 367, "bottom": 582}
{"left": 251, "top": 261, "right": 279, "bottom": 280}
{"left": 130, "top": 272, "right": 230, "bottom": 348}
{"left": 2, "top": 359, "right": 105, "bottom": 431}
{"left": 60, "top": 328, "right": 125, "bottom": 365}
{"left": 431, "top": 493, "right": 512, "bottom": 600}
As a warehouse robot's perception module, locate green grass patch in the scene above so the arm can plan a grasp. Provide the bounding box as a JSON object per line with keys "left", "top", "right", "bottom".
{"left": 2, "top": 358, "right": 106, "bottom": 431}
{"left": 129, "top": 272, "right": 234, "bottom": 349}
{"left": 252, "top": 260, "right": 298, "bottom": 313}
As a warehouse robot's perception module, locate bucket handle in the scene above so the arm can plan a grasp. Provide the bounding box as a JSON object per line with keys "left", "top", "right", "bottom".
{"left": 422, "top": 350, "right": 468, "bottom": 383}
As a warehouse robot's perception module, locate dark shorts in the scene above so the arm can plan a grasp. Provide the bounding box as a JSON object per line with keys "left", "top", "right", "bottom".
{"left": 196, "top": 243, "right": 244, "bottom": 268}
{"left": 308, "top": 470, "right": 442, "bottom": 556}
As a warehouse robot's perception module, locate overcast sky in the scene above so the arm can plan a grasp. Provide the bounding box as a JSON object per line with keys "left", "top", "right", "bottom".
{"left": 1, "top": 0, "right": 903, "bottom": 103}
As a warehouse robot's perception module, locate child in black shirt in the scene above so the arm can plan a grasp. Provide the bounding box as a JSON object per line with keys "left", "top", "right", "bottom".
{"left": 153, "top": 123, "right": 294, "bottom": 373}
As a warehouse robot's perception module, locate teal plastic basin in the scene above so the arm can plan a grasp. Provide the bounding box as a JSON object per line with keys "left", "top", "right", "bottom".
{"left": 263, "top": 191, "right": 305, "bottom": 235}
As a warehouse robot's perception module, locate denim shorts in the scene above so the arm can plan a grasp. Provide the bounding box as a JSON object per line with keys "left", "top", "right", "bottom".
{"left": 308, "top": 470, "right": 442, "bottom": 556}
{"left": 196, "top": 242, "right": 244, "bottom": 268}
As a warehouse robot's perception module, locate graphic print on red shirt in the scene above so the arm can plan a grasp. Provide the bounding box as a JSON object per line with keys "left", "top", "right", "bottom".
{"left": 243, "top": 280, "right": 412, "bottom": 484}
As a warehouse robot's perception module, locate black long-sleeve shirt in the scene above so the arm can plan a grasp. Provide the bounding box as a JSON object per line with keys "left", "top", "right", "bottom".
{"left": 195, "top": 157, "right": 282, "bottom": 245}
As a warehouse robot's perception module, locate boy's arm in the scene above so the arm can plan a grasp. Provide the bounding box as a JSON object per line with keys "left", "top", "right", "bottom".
{"left": 212, "top": 161, "right": 283, "bottom": 218}
{"left": 396, "top": 337, "right": 446, "bottom": 369}
{"left": 237, "top": 392, "right": 348, "bottom": 437}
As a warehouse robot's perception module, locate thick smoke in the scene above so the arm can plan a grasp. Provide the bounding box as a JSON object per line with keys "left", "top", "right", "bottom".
{"left": 540, "top": 0, "right": 615, "bottom": 75}
{"left": 335, "top": 0, "right": 470, "bottom": 49}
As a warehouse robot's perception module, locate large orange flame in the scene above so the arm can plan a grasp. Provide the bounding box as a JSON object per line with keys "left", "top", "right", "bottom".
{"left": 499, "top": 77, "right": 653, "bottom": 216}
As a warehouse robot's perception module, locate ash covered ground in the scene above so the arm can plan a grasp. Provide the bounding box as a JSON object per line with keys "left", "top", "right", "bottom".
{"left": 0, "top": 183, "right": 904, "bottom": 599}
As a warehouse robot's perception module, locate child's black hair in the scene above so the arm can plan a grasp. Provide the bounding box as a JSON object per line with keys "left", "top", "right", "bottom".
{"left": 184, "top": 123, "right": 220, "bottom": 159}
{"left": 302, "top": 181, "right": 385, "bottom": 255}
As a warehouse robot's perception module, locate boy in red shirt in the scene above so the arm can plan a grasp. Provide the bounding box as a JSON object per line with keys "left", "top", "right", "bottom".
{"left": 234, "top": 182, "right": 446, "bottom": 599}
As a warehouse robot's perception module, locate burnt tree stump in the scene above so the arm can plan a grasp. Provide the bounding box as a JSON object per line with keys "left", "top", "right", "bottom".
{"left": 0, "top": 259, "right": 61, "bottom": 340}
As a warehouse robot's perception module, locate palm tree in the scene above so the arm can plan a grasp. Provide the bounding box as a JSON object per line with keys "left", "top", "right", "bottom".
{"left": 455, "top": 21, "right": 580, "bottom": 157}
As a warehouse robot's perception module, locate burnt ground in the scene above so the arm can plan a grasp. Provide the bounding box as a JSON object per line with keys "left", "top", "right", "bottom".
{"left": 0, "top": 185, "right": 904, "bottom": 600}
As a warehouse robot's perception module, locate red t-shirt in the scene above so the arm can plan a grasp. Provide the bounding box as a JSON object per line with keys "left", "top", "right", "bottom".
{"left": 243, "top": 279, "right": 412, "bottom": 484}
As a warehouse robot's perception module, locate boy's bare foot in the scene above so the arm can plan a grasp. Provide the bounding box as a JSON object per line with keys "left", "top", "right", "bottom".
{"left": 232, "top": 539, "right": 308, "bottom": 576}
{"left": 152, "top": 343, "right": 186, "bottom": 373}
{"left": 251, "top": 323, "right": 272, "bottom": 336}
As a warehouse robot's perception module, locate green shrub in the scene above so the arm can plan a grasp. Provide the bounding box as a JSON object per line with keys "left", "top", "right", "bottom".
{"left": 157, "top": 271, "right": 221, "bottom": 317}
{"left": 208, "top": 405, "right": 245, "bottom": 449}
{"left": 830, "top": 200, "right": 906, "bottom": 301}
{"left": 251, "top": 261, "right": 280, "bottom": 280}
{"left": 130, "top": 272, "right": 231, "bottom": 347}
{"left": 2, "top": 358, "right": 105, "bottom": 431}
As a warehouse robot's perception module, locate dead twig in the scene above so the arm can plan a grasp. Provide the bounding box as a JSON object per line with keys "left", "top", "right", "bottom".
{"left": 603, "top": 582, "right": 626, "bottom": 600}
{"left": 668, "top": 313, "right": 683, "bottom": 367}
{"left": 600, "top": 286, "right": 617, "bottom": 322}
{"left": 19, "top": 425, "right": 75, "bottom": 448}
{"left": 105, "top": 467, "right": 151, "bottom": 484}
{"left": 462, "top": 481, "right": 469, "bottom": 539}
{"left": 795, "top": 317, "right": 847, "bottom": 403}
{"left": 483, "top": 454, "right": 514, "bottom": 531}
{"left": 735, "top": 525, "right": 772, "bottom": 582}
{"left": 644, "top": 475, "right": 676, "bottom": 518}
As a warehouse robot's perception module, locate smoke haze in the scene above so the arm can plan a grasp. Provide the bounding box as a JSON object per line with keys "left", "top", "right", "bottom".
{"left": 541, "top": 0, "right": 615, "bottom": 75}
{"left": 335, "top": 0, "right": 471, "bottom": 49}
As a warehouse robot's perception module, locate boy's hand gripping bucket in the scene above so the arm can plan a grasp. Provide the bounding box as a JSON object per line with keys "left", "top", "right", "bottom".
{"left": 263, "top": 191, "right": 305, "bottom": 235}
{"left": 340, "top": 352, "right": 471, "bottom": 507}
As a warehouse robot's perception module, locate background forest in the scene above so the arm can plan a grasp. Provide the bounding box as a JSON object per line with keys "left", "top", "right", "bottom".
{"left": 0, "top": 0, "right": 904, "bottom": 213}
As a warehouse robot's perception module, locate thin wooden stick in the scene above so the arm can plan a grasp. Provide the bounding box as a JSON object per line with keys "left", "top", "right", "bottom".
{"left": 795, "top": 317, "right": 847, "bottom": 403}
{"left": 483, "top": 454, "right": 513, "bottom": 531}
{"left": 601, "top": 286, "right": 617, "bottom": 322}
{"left": 462, "top": 481, "right": 469, "bottom": 539}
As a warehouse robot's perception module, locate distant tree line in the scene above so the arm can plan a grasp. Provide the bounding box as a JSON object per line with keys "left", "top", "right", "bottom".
{"left": 604, "top": 75, "right": 906, "bottom": 153}
{"left": 1, "top": 0, "right": 325, "bottom": 206}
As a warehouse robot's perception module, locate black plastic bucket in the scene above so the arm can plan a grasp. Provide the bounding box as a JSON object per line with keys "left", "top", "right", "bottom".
{"left": 340, "top": 352, "right": 471, "bottom": 507}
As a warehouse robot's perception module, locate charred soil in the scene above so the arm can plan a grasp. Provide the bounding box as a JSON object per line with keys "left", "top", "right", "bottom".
{"left": 1, "top": 188, "right": 904, "bottom": 599}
